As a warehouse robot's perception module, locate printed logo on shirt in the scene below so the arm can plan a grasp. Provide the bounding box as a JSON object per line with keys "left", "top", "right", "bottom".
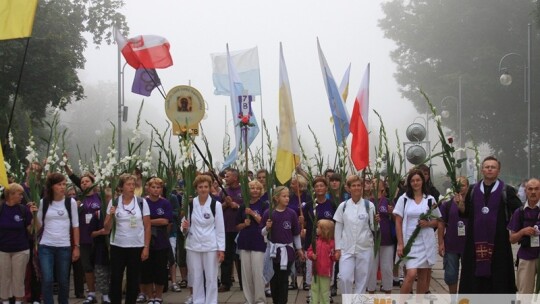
{"left": 91, "top": 202, "right": 100, "bottom": 209}
{"left": 282, "top": 221, "right": 291, "bottom": 230}
{"left": 379, "top": 205, "right": 388, "bottom": 213}
{"left": 156, "top": 208, "right": 165, "bottom": 216}
{"left": 203, "top": 213, "right": 211, "bottom": 219}
{"left": 324, "top": 211, "right": 332, "bottom": 218}
{"left": 57, "top": 210, "right": 65, "bottom": 216}
{"left": 13, "top": 215, "right": 23, "bottom": 222}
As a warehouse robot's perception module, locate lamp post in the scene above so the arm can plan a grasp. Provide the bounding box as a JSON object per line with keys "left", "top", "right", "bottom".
{"left": 498, "top": 23, "right": 531, "bottom": 178}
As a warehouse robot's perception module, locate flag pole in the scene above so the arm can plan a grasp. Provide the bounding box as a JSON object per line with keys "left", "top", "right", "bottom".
{"left": 117, "top": 48, "right": 123, "bottom": 160}
{"left": 255, "top": 46, "right": 265, "bottom": 166}
{"left": 4, "top": 37, "right": 31, "bottom": 148}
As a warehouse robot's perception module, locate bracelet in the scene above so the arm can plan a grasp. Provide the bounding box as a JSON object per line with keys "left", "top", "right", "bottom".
{"left": 74, "top": 244, "right": 80, "bottom": 248}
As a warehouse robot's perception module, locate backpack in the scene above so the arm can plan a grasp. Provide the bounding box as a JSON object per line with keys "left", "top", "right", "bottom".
{"left": 342, "top": 198, "right": 373, "bottom": 230}
{"left": 41, "top": 197, "right": 74, "bottom": 244}
{"left": 42, "top": 197, "right": 72, "bottom": 227}
{"left": 516, "top": 206, "right": 539, "bottom": 247}
{"left": 189, "top": 197, "right": 217, "bottom": 223}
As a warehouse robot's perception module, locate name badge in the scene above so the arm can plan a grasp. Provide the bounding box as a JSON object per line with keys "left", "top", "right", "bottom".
{"left": 531, "top": 235, "right": 539, "bottom": 248}
{"left": 457, "top": 221, "right": 465, "bottom": 237}
{"left": 85, "top": 213, "right": 93, "bottom": 224}
{"left": 130, "top": 216, "right": 137, "bottom": 228}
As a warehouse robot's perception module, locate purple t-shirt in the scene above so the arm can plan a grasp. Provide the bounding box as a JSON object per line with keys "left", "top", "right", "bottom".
{"left": 146, "top": 197, "right": 173, "bottom": 250}
{"left": 507, "top": 205, "right": 540, "bottom": 260}
{"left": 0, "top": 204, "right": 32, "bottom": 252}
{"left": 303, "top": 200, "right": 335, "bottom": 249}
{"left": 261, "top": 207, "right": 300, "bottom": 263}
{"left": 440, "top": 199, "right": 467, "bottom": 254}
{"left": 236, "top": 199, "right": 268, "bottom": 252}
{"left": 377, "top": 197, "right": 395, "bottom": 246}
{"left": 289, "top": 191, "right": 312, "bottom": 217}
{"left": 79, "top": 193, "right": 102, "bottom": 245}
{"left": 221, "top": 186, "right": 242, "bottom": 232}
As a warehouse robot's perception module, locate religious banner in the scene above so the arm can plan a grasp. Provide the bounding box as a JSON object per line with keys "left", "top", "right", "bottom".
{"left": 164, "top": 85, "right": 205, "bottom": 135}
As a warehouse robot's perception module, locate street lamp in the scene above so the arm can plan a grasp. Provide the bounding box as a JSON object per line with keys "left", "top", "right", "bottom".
{"left": 498, "top": 23, "right": 531, "bottom": 178}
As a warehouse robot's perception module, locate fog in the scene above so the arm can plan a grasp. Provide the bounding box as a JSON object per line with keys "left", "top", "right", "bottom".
{"left": 73, "top": 0, "right": 443, "bottom": 174}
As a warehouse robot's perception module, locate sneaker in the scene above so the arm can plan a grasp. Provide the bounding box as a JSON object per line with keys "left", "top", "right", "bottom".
{"left": 179, "top": 280, "right": 188, "bottom": 288}
{"left": 288, "top": 282, "right": 298, "bottom": 290}
{"left": 184, "top": 296, "right": 193, "bottom": 304}
{"left": 392, "top": 279, "right": 401, "bottom": 287}
{"left": 303, "top": 282, "right": 310, "bottom": 291}
{"left": 136, "top": 294, "right": 147, "bottom": 303}
{"left": 265, "top": 289, "right": 271, "bottom": 297}
{"left": 146, "top": 300, "right": 154, "bottom": 304}
{"left": 329, "top": 295, "right": 334, "bottom": 303}
{"left": 171, "top": 283, "right": 181, "bottom": 292}
{"left": 83, "top": 296, "right": 97, "bottom": 304}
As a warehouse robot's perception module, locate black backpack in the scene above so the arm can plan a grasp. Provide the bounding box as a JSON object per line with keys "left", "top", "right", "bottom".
{"left": 189, "top": 198, "right": 217, "bottom": 222}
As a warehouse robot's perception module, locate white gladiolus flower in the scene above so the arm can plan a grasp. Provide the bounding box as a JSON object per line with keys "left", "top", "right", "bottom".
{"left": 446, "top": 188, "right": 452, "bottom": 195}
{"left": 4, "top": 161, "right": 11, "bottom": 172}
{"left": 435, "top": 115, "right": 442, "bottom": 123}
{"left": 59, "top": 161, "right": 65, "bottom": 167}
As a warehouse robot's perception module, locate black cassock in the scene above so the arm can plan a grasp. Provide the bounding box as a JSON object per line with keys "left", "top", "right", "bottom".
{"left": 458, "top": 181, "right": 521, "bottom": 294}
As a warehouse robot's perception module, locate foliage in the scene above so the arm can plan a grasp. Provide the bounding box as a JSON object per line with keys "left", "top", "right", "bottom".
{"left": 1, "top": 0, "right": 127, "bottom": 160}
{"left": 423, "top": 92, "right": 467, "bottom": 193}
{"left": 379, "top": 0, "right": 539, "bottom": 178}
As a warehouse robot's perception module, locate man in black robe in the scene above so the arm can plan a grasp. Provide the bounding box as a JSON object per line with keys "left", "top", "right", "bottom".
{"left": 455, "top": 156, "right": 521, "bottom": 293}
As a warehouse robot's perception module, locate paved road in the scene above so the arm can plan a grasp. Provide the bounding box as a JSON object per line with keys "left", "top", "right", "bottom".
{"left": 66, "top": 253, "right": 451, "bottom": 304}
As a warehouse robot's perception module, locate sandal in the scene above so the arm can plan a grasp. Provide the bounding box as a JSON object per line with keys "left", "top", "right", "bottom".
{"left": 136, "top": 294, "right": 147, "bottom": 303}
{"left": 171, "top": 283, "right": 181, "bottom": 292}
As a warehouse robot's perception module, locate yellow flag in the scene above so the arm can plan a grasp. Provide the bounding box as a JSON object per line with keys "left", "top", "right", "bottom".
{"left": 275, "top": 43, "right": 300, "bottom": 185}
{"left": 0, "top": 0, "right": 39, "bottom": 40}
{"left": 0, "top": 144, "right": 9, "bottom": 189}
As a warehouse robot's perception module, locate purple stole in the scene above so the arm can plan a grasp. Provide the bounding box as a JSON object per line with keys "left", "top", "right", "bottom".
{"left": 473, "top": 180, "right": 504, "bottom": 277}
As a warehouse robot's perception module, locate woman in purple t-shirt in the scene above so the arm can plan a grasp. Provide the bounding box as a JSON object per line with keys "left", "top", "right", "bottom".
{"left": 0, "top": 183, "right": 36, "bottom": 304}
{"left": 141, "top": 177, "right": 172, "bottom": 304}
{"left": 236, "top": 180, "right": 268, "bottom": 304}
{"left": 262, "top": 186, "right": 305, "bottom": 304}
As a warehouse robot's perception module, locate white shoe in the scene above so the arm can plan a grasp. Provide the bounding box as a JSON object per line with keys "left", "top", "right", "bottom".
{"left": 184, "top": 296, "right": 193, "bottom": 304}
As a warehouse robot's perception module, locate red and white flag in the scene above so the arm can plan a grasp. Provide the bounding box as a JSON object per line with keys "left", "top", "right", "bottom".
{"left": 114, "top": 27, "right": 172, "bottom": 69}
{"left": 350, "top": 64, "right": 370, "bottom": 171}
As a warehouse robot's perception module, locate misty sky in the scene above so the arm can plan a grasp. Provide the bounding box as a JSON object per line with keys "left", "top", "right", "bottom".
{"left": 77, "top": 0, "right": 436, "bottom": 170}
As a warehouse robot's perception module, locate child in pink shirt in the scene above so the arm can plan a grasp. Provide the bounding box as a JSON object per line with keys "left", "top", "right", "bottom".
{"left": 307, "top": 219, "right": 336, "bottom": 304}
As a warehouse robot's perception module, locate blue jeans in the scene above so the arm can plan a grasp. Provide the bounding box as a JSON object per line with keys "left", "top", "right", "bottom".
{"left": 38, "top": 245, "right": 72, "bottom": 304}
{"left": 443, "top": 252, "right": 461, "bottom": 285}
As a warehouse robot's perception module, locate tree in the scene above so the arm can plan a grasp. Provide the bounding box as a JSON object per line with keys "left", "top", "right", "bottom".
{"left": 379, "top": 0, "right": 539, "bottom": 180}
{"left": 0, "top": 0, "right": 127, "bottom": 161}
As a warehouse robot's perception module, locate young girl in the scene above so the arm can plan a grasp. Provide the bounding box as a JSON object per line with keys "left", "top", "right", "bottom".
{"left": 307, "top": 219, "right": 335, "bottom": 304}
{"left": 262, "top": 186, "right": 305, "bottom": 304}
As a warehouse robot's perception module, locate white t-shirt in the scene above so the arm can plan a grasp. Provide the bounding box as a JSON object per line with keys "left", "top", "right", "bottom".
{"left": 333, "top": 198, "right": 376, "bottom": 254}
{"left": 107, "top": 196, "right": 150, "bottom": 248}
{"left": 38, "top": 197, "right": 79, "bottom": 247}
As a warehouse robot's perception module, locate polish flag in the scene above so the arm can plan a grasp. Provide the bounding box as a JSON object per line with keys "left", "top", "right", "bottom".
{"left": 114, "top": 27, "right": 173, "bottom": 69}
{"left": 350, "top": 64, "right": 370, "bottom": 171}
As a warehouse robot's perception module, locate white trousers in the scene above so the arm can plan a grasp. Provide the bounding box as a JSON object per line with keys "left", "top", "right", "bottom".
{"left": 187, "top": 250, "right": 219, "bottom": 304}
{"left": 239, "top": 250, "right": 266, "bottom": 304}
{"left": 0, "top": 250, "right": 30, "bottom": 299}
{"left": 367, "top": 245, "right": 394, "bottom": 292}
{"left": 338, "top": 249, "right": 373, "bottom": 294}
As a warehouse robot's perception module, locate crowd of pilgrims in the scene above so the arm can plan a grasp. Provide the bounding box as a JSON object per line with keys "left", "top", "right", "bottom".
{"left": 0, "top": 156, "right": 535, "bottom": 304}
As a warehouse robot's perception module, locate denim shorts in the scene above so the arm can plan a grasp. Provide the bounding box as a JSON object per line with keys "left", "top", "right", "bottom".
{"left": 443, "top": 252, "right": 461, "bottom": 285}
